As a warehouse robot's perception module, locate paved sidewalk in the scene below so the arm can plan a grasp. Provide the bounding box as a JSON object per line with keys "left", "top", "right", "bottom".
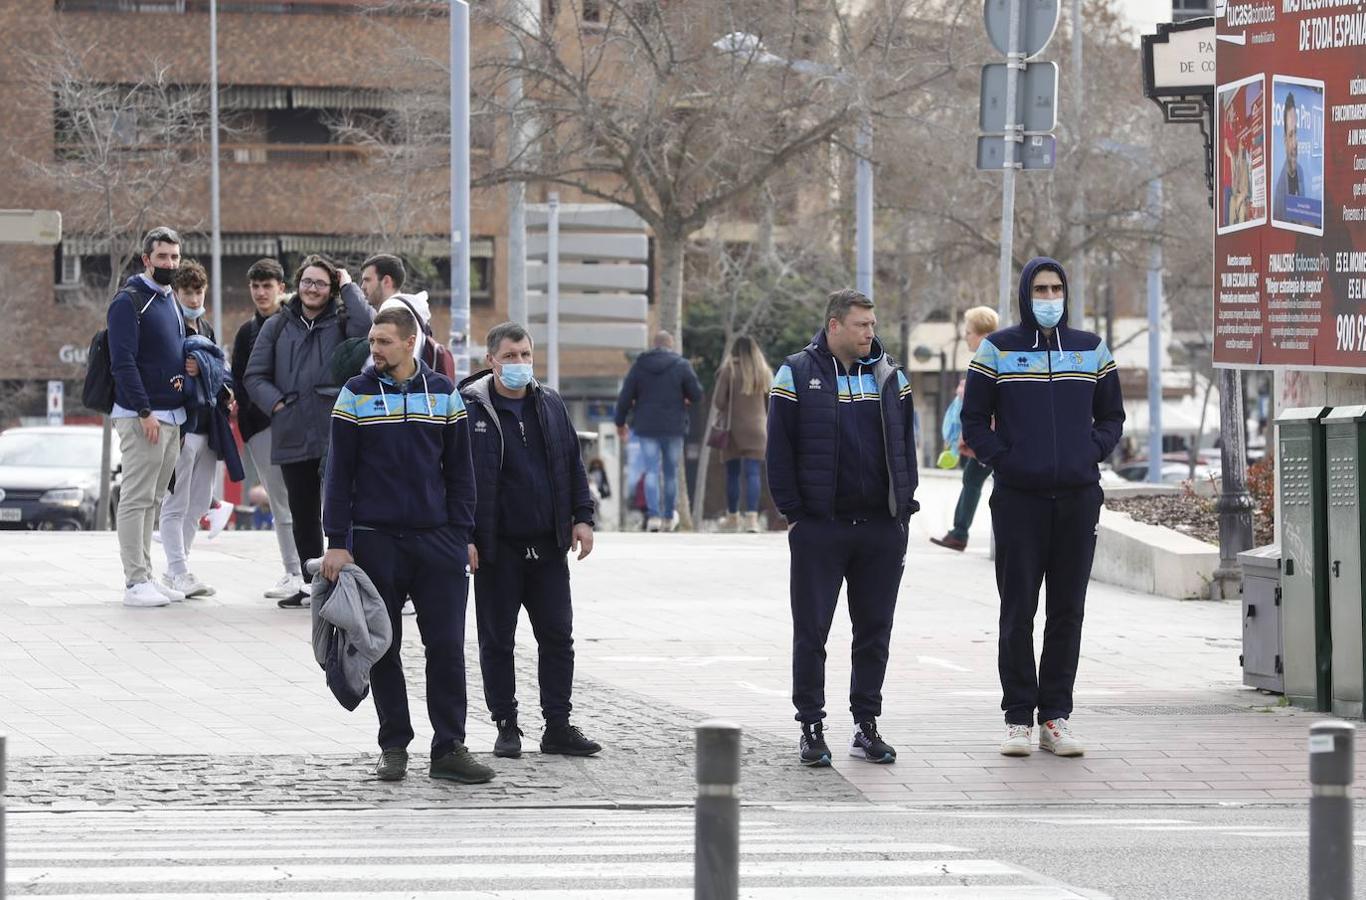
{"left": 0, "top": 472, "right": 1337, "bottom": 808}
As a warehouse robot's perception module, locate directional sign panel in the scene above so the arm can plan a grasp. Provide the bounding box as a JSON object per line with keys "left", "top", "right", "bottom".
{"left": 0, "top": 209, "right": 61, "bottom": 245}
{"left": 979, "top": 61, "right": 1058, "bottom": 133}
{"left": 527, "top": 261, "right": 649, "bottom": 293}
{"left": 983, "top": 0, "right": 1059, "bottom": 59}
{"left": 976, "top": 133, "right": 1057, "bottom": 171}
{"left": 527, "top": 322, "right": 648, "bottom": 351}
{"left": 526, "top": 292, "right": 649, "bottom": 322}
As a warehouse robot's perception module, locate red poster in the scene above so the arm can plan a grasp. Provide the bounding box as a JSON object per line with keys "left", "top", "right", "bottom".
{"left": 1214, "top": 2, "right": 1366, "bottom": 368}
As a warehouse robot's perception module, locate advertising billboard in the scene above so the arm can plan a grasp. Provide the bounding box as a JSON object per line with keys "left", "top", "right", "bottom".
{"left": 1214, "top": 2, "right": 1366, "bottom": 369}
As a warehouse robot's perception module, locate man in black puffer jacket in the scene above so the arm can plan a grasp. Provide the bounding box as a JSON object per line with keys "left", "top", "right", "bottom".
{"left": 461, "top": 321, "right": 601, "bottom": 761}
{"left": 613, "top": 330, "right": 704, "bottom": 531}
{"left": 766, "top": 289, "right": 919, "bottom": 770}
{"left": 962, "top": 257, "right": 1125, "bottom": 760}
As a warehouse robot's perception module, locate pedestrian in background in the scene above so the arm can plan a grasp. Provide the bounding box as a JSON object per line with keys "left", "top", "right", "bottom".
{"left": 462, "top": 322, "right": 602, "bottom": 761}
{"left": 321, "top": 306, "right": 491, "bottom": 785}
{"left": 712, "top": 335, "right": 770, "bottom": 533}
{"left": 244, "top": 254, "right": 371, "bottom": 609}
{"left": 614, "top": 330, "right": 703, "bottom": 532}
{"left": 108, "top": 227, "right": 189, "bottom": 608}
{"left": 767, "top": 289, "right": 919, "bottom": 768}
{"left": 158, "top": 260, "right": 241, "bottom": 599}
{"left": 232, "top": 257, "right": 303, "bottom": 602}
{"left": 930, "top": 305, "right": 1000, "bottom": 552}
{"left": 961, "top": 257, "right": 1124, "bottom": 759}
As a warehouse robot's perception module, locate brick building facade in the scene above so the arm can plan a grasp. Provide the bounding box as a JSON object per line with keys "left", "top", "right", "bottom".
{"left": 0, "top": 0, "right": 637, "bottom": 421}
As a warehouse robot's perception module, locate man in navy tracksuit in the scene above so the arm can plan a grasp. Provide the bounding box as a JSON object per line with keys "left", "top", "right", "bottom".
{"left": 460, "top": 322, "right": 602, "bottom": 760}
{"left": 767, "top": 289, "right": 919, "bottom": 768}
{"left": 961, "top": 257, "right": 1125, "bottom": 759}
{"left": 320, "top": 306, "right": 494, "bottom": 785}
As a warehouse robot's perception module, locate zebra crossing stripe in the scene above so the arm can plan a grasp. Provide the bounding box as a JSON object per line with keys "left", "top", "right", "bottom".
{"left": 7, "top": 858, "right": 1022, "bottom": 885}
{"left": 6, "top": 890, "right": 1092, "bottom": 900}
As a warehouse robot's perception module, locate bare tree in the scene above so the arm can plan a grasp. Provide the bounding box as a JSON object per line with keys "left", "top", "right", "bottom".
{"left": 14, "top": 26, "right": 211, "bottom": 528}
{"left": 473, "top": 0, "right": 968, "bottom": 338}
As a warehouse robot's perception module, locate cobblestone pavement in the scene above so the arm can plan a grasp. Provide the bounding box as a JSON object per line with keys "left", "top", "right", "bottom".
{"left": 0, "top": 473, "right": 1345, "bottom": 809}
{"left": 6, "top": 657, "right": 862, "bottom": 809}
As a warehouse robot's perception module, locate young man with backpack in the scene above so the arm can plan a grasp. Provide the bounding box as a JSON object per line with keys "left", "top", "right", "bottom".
{"left": 107, "top": 227, "right": 191, "bottom": 608}
{"left": 231, "top": 258, "right": 303, "bottom": 602}
{"left": 243, "top": 254, "right": 372, "bottom": 608}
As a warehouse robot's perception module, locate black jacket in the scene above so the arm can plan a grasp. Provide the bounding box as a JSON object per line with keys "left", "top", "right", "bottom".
{"left": 613, "top": 348, "right": 704, "bottom": 438}
{"left": 961, "top": 256, "right": 1126, "bottom": 494}
{"left": 460, "top": 372, "right": 594, "bottom": 563}
{"left": 231, "top": 309, "right": 274, "bottom": 443}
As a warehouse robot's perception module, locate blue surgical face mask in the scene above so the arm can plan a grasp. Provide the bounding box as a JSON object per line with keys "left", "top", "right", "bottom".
{"left": 179, "top": 303, "right": 205, "bottom": 321}
{"left": 498, "top": 362, "right": 533, "bottom": 390}
{"left": 1032, "top": 299, "right": 1064, "bottom": 329}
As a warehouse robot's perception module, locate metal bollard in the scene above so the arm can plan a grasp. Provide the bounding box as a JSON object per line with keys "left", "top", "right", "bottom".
{"left": 2, "top": 733, "right": 6, "bottom": 900}
{"left": 1309, "top": 720, "right": 1354, "bottom": 900}
{"left": 695, "top": 720, "right": 741, "bottom": 900}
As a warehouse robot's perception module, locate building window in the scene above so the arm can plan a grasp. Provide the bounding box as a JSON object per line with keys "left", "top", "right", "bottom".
{"left": 55, "top": 1, "right": 441, "bottom": 15}
{"left": 431, "top": 254, "right": 495, "bottom": 309}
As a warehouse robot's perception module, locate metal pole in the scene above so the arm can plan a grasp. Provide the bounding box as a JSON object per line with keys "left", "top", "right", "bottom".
{"left": 1146, "top": 176, "right": 1163, "bottom": 483}
{"left": 506, "top": 0, "right": 539, "bottom": 325}
{"left": 547, "top": 192, "right": 560, "bottom": 391}
{"left": 996, "top": 0, "right": 1023, "bottom": 322}
{"left": 208, "top": 0, "right": 224, "bottom": 506}
{"left": 1069, "top": 0, "right": 1086, "bottom": 326}
{"left": 1309, "top": 720, "right": 1354, "bottom": 900}
{"left": 855, "top": 112, "right": 873, "bottom": 300}
{"left": 695, "top": 720, "right": 741, "bottom": 900}
{"left": 449, "top": 0, "right": 471, "bottom": 378}
{"left": 1213, "top": 366, "right": 1255, "bottom": 597}
{"left": 1, "top": 734, "right": 6, "bottom": 900}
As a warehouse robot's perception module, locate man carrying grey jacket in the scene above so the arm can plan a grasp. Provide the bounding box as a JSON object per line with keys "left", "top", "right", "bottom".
{"left": 244, "top": 254, "right": 371, "bottom": 609}
{"left": 309, "top": 558, "right": 391, "bottom": 711}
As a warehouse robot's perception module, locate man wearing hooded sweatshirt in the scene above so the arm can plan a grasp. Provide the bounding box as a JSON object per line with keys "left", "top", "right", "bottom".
{"left": 766, "top": 289, "right": 919, "bottom": 768}
{"left": 961, "top": 258, "right": 1125, "bottom": 759}
{"left": 614, "top": 331, "right": 704, "bottom": 531}
{"left": 320, "top": 306, "right": 491, "bottom": 785}
{"left": 244, "top": 254, "right": 372, "bottom": 608}
{"left": 460, "top": 321, "right": 602, "bottom": 760}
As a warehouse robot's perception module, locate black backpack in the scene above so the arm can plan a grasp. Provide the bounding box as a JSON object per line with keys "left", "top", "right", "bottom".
{"left": 82, "top": 290, "right": 151, "bottom": 413}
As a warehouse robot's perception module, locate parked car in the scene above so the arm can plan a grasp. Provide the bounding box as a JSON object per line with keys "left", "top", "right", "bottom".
{"left": 0, "top": 426, "right": 121, "bottom": 531}
{"left": 1113, "top": 458, "right": 1218, "bottom": 485}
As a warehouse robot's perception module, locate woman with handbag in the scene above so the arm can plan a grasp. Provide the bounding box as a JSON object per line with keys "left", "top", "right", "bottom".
{"left": 711, "top": 336, "right": 772, "bottom": 532}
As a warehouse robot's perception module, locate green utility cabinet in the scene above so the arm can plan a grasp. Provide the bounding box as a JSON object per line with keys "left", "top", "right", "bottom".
{"left": 1324, "top": 406, "right": 1366, "bottom": 719}
{"left": 1276, "top": 407, "right": 1331, "bottom": 712}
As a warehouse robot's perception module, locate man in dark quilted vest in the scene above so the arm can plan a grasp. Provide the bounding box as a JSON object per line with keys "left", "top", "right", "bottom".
{"left": 766, "top": 288, "right": 919, "bottom": 768}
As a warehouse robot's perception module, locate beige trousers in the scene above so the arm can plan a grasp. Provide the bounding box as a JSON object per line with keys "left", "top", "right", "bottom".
{"left": 115, "top": 417, "right": 181, "bottom": 586}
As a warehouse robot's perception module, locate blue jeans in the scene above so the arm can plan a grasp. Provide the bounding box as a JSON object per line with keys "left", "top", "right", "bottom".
{"left": 639, "top": 436, "right": 684, "bottom": 519}
{"left": 948, "top": 457, "right": 992, "bottom": 542}
{"left": 726, "top": 458, "right": 762, "bottom": 513}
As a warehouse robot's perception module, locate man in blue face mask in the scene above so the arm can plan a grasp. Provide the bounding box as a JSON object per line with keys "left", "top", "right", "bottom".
{"left": 961, "top": 258, "right": 1126, "bottom": 760}
{"left": 459, "top": 321, "right": 602, "bottom": 760}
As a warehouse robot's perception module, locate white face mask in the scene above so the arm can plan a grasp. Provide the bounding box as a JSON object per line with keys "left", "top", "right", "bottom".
{"left": 498, "top": 362, "right": 533, "bottom": 390}
{"left": 1032, "top": 299, "right": 1064, "bottom": 328}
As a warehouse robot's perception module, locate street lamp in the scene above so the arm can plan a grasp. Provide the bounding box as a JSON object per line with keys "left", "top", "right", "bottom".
{"left": 713, "top": 32, "right": 874, "bottom": 299}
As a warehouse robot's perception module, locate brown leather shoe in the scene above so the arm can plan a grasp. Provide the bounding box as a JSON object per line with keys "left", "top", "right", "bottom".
{"left": 930, "top": 534, "right": 967, "bottom": 551}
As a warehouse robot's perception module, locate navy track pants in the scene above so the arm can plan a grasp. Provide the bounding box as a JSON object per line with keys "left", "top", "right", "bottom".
{"left": 355, "top": 526, "right": 470, "bottom": 759}
{"left": 789, "top": 516, "right": 908, "bottom": 725}
{"left": 474, "top": 537, "right": 576, "bottom": 726}
{"left": 990, "top": 482, "right": 1104, "bottom": 726}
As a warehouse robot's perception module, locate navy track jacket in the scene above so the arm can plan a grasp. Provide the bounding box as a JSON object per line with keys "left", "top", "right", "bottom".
{"left": 961, "top": 257, "right": 1125, "bottom": 494}
{"left": 766, "top": 330, "right": 919, "bottom": 523}
{"left": 323, "top": 361, "right": 476, "bottom": 549}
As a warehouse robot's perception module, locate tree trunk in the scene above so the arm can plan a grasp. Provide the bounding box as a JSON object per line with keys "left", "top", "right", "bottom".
{"left": 656, "top": 231, "right": 686, "bottom": 338}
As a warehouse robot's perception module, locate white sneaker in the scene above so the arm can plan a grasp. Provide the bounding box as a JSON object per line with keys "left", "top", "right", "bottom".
{"left": 1000, "top": 724, "right": 1033, "bottom": 757}
{"left": 150, "top": 579, "right": 186, "bottom": 604}
{"left": 164, "top": 571, "right": 213, "bottom": 598}
{"left": 646, "top": 516, "right": 662, "bottom": 532}
{"left": 1039, "top": 718, "right": 1085, "bottom": 757}
{"left": 263, "top": 572, "right": 303, "bottom": 599}
{"left": 123, "top": 581, "right": 170, "bottom": 608}
{"left": 205, "top": 502, "right": 233, "bottom": 538}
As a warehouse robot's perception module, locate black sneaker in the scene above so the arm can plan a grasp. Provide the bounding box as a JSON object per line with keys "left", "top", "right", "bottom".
{"left": 540, "top": 722, "right": 602, "bottom": 756}
{"left": 799, "top": 722, "right": 832, "bottom": 767}
{"left": 374, "top": 747, "right": 408, "bottom": 781}
{"left": 493, "top": 719, "right": 523, "bottom": 759}
{"left": 429, "top": 744, "right": 495, "bottom": 784}
{"left": 850, "top": 719, "right": 896, "bottom": 764}
{"left": 277, "top": 590, "right": 309, "bottom": 609}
